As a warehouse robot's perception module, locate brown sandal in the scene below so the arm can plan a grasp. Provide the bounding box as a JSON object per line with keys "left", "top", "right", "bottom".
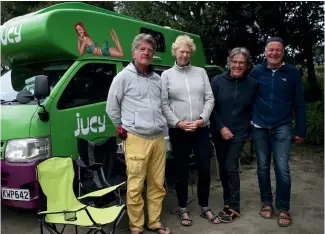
{"left": 220, "top": 208, "right": 240, "bottom": 223}
{"left": 260, "top": 204, "right": 273, "bottom": 219}
{"left": 277, "top": 211, "right": 292, "bottom": 227}
{"left": 218, "top": 206, "right": 230, "bottom": 217}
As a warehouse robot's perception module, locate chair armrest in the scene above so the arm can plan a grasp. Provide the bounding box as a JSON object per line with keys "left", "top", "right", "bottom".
{"left": 75, "top": 159, "right": 102, "bottom": 171}
{"left": 38, "top": 205, "right": 87, "bottom": 215}
{"left": 78, "top": 182, "right": 126, "bottom": 200}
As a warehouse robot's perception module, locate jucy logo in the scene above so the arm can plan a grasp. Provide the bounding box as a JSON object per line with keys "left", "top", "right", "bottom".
{"left": 74, "top": 113, "right": 106, "bottom": 136}
{"left": 0, "top": 25, "right": 22, "bottom": 45}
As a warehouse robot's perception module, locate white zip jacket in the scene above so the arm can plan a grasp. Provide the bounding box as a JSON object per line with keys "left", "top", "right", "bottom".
{"left": 161, "top": 62, "right": 214, "bottom": 128}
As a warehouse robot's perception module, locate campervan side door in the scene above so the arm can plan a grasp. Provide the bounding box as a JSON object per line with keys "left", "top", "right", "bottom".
{"left": 49, "top": 60, "right": 123, "bottom": 158}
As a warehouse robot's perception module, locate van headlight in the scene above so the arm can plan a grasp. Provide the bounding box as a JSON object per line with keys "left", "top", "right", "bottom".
{"left": 5, "top": 137, "right": 51, "bottom": 163}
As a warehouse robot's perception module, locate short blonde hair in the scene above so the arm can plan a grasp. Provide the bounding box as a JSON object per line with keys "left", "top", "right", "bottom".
{"left": 171, "top": 35, "right": 197, "bottom": 56}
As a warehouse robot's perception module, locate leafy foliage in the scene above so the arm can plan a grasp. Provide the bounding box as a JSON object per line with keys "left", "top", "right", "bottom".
{"left": 304, "top": 101, "right": 324, "bottom": 145}
{"left": 1, "top": 1, "right": 324, "bottom": 101}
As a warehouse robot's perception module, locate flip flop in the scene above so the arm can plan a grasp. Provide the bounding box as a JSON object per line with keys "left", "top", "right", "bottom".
{"left": 147, "top": 225, "right": 172, "bottom": 234}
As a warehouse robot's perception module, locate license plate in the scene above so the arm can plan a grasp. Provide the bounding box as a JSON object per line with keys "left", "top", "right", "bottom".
{"left": 1, "top": 188, "right": 30, "bottom": 201}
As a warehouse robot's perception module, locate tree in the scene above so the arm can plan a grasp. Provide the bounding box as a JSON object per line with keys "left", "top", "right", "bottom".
{"left": 252, "top": 1, "right": 324, "bottom": 101}
{"left": 2, "top": 1, "right": 324, "bottom": 101}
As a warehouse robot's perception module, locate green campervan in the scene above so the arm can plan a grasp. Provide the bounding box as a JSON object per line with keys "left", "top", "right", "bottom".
{"left": 0, "top": 2, "right": 222, "bottom": 209}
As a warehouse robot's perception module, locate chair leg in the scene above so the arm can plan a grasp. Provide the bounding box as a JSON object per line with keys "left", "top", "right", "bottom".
{"left": 75, "top": 226, "right": 78, "bottom": 234}
{"left": 40, "top": 222, "right": 44, "bottom": 234}
{"left": 43, "top": 223, "right": 59, "bottom": 234}
{"left": 109, "top": 208, "right": 126, "bottom": 234}
{"left": 187, "top": 169, "right": 195, "bottom": 205}
{"left": 213, "top": 148, "right": 220, "bottom": 181}
{"left": 85, "top": 229, "right": 95, "bottom": 234}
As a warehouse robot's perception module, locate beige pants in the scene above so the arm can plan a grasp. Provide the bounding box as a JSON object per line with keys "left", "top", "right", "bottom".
{"left": 124, "top": 132, "right": 166, "bottom": 232}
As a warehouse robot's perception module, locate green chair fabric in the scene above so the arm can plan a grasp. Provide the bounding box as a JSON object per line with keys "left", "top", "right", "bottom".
{"left": 37, "top": 157, "right": 125, "bottom": 234}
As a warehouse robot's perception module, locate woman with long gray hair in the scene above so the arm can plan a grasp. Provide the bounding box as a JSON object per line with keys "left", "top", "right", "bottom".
{"left": 210, "top": 47, "right": 258, "bottom": 223}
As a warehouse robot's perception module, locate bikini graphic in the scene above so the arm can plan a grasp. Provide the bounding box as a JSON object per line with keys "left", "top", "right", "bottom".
{"left": 74, "top": 22, "right": 124, "bottom": 58}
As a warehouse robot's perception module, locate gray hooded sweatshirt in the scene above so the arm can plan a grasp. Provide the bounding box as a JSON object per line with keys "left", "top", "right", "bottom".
{"left": 161, "top": 63, "right": 215, "bottom": 128}
{"left": 106, "top": 63, "right": 167, "bottom": 139}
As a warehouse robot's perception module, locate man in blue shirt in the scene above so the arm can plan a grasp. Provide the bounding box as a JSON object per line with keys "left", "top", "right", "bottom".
{"left": 250, "top": 37, "right": 307, "bottom": 227}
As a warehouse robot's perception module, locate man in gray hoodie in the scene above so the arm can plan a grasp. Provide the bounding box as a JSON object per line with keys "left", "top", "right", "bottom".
{"left": 106, "top": 34, "right": 171, "bottom": 234}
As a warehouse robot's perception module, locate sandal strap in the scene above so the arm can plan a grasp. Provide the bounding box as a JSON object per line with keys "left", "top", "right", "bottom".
{"left": 279, "top": 211, "right": 291, "bottom": 219}
{"left": 261, "top": 205, "right": 273, "bottom": 211}
{"left": 201, "top": 208, "right": 218, "bottom": 221}
{"left": 179, "top": 209, "right": 192, "bottom": 222}
{"left": 179, "top": 209, "right": 190, "bottom": 215}
{"left": 201, "top": 207, "right": 212, "bottom": 214}
{"left": 221, "top": 209, "right": 240, "bottom": 221}
{"left": 228, "top": 209, "right": 240, "bottom": 217}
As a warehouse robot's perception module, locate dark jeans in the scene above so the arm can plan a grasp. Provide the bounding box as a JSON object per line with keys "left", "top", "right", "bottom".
{"left": 169, "top": 127, "right": 211, "bottom": 208}
{"left": 212, "top": 133, "right": 245, "bottom": 213}
{"left": 252, "top": 124, "right": 292, "bottom": 211}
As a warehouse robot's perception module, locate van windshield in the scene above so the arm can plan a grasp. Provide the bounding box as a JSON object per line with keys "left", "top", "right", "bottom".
{"left": 0, "top": 62, "right": 72, "bottom": 103}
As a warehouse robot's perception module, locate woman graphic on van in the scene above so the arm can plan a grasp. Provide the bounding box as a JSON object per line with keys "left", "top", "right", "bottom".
{"left": 74, "top": 22, "right": 124, "bottom": 58}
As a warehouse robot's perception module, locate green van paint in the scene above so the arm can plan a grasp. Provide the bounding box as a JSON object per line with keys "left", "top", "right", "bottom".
{"left": 0, "top": 2, "right": 222, "bottom": 209}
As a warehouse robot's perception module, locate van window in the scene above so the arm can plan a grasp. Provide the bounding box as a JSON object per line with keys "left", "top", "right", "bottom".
{"left": 140, "top": 28, "right": 166, "bottom": 52}
{"left": 0, "top": 62, "right": 72, "bottom": 104}
{"left": 57, "top": 63, "right": 116, "bottom": 110}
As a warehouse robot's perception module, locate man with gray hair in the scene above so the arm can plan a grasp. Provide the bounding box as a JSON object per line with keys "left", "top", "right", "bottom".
{"left": 106, "top": 34, "right": 171, "bottom": 234}
{"left": 250, "top": 37, "right": 307, "bottom": 227}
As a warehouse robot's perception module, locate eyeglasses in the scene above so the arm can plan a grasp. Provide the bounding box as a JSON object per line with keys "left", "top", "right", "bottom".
{"left": 230, "top": 60, "right": 247, "bottom": 66}
{"left": 138, "top": 47, "right": 154, "bottom": 54}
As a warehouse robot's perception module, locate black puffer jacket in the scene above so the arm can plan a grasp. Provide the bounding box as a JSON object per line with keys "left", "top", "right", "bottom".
{"left": 210, "top": 71, "right": 258, "bottom": 142}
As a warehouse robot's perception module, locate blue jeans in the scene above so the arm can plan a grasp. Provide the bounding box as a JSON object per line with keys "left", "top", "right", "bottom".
{"left": 252, "top": 124, "right": 292, "bottom": 211}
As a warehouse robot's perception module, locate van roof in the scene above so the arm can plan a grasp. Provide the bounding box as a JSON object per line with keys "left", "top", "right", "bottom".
{"left": 0, "top": 2, "right": 207, "bottom": 68}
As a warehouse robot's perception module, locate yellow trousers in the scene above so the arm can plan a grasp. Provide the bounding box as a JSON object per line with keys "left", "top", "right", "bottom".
{"left": 124, "top": 132, "right": 166, "bottom": 232}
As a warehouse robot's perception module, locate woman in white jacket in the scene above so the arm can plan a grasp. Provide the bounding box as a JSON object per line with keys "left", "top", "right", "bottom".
{"left": 161, "top": 35, "right": 219, "bottom": 226}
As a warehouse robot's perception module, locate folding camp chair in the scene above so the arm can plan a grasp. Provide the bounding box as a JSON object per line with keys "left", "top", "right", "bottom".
{"left": 76, "top": 137, "right": 127, "bottom": 207}
{"left": 37, "top": 157, "right": 126, "bottom": 234}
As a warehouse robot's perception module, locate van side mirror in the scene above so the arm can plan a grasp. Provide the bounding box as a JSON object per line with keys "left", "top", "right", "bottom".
{"left": 34, "top": 75, "right": 50, "bottom": 99}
